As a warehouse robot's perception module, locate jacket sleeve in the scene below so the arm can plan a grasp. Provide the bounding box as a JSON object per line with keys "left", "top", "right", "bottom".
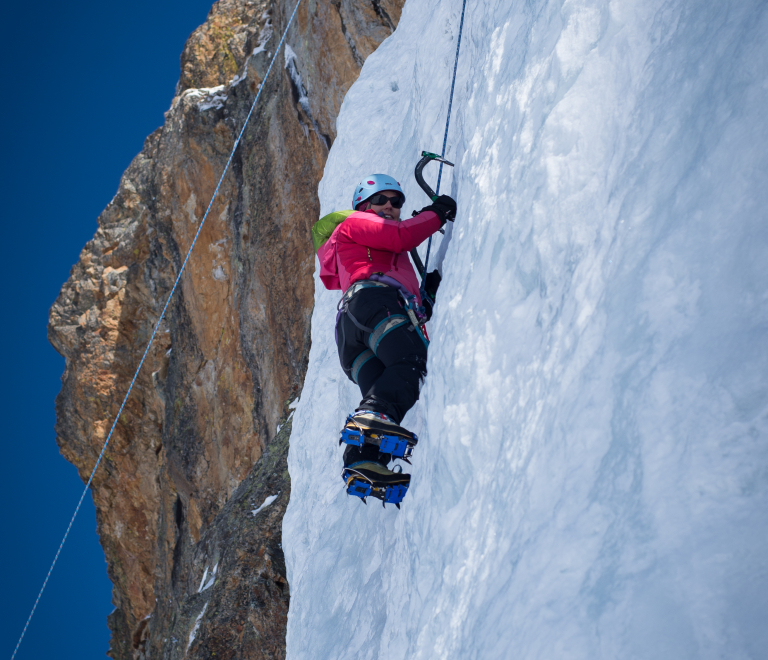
{"left": 339, "top": 210, "right": 442, "bottom": 253}
{"left": 317, "top": 234, "right": 341, "bottom": 290}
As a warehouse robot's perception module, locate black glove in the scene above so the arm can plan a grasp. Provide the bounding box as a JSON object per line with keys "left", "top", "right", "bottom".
{"left": 422, "top": 295, "right": 435, "bottom": 322}
{"left": 421, "top": 270, "right": 441, "bottom": 321}
{"left": 424, "top": 270, "right": 442, "bottom": 301}
{"left": 420, "top": 194, "right": 457, "bottom": 225}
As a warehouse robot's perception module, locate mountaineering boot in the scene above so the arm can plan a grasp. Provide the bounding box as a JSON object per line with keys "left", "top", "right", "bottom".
{"left": 342, "top": 461, "right": 411, "bottom": 508}
{"left": 339, "top": 410, "right": 418, "bottom": 463}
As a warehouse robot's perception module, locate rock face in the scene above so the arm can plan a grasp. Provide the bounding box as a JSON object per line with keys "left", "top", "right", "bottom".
{"left": 47, "top": 1, "right": 403, "bottom": 657}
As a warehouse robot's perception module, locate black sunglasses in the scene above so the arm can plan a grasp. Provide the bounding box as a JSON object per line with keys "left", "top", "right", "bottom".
{"left": 367, "top": 193, "right": 404, "bottom": 209}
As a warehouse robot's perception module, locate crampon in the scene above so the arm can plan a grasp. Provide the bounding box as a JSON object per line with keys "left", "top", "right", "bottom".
{"left": 339, "top": 411, "right": 418, "bottom": 463}
{"left": 342, "top": 461, "right": 411, "bottom": 508}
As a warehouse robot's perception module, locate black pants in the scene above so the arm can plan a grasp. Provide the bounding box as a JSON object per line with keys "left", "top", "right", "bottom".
{"left": 337, "top": 287, "right": 427, "bottom": 463}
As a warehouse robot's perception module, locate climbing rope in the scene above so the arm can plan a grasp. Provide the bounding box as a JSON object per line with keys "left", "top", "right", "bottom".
{"left": 10, "top": 2, "right": 303, "bottom": 657}
{"left": 422, "top": 0, "right": 468, "bottom": 278}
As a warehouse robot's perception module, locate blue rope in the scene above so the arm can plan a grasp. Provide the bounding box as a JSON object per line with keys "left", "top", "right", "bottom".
{"left": 422, "top": 0, "right": 468, "bottom": 278}
{"left": 10, "top": 2, "right": 303, "bottom": 657}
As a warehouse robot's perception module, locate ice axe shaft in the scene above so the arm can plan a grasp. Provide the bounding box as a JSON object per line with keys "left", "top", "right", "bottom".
{"left": 409, "top": 247, "right": 425, "bottom": 276}
{"left": 411, "top": 151, "right": 454, "bottom": 277}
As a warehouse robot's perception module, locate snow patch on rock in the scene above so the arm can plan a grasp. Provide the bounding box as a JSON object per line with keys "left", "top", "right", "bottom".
{"left": 252, "top": 494, "right": 279, "bottom": 517}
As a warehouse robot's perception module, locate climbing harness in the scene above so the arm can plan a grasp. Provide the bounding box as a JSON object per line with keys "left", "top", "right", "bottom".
{"left": 369, "top": 273, "right": 430, "bottom": 348}
{"left": 418, "top": 0, "right": 469, "bottom": 283}
{"left": 10, "top": 3, "right": 305, "bottom": 657}
{"left": 334, "top": 279, "right": 408, "bottom": 368}
{"left": 400, "top": 290, "right": 430, "bottom": 347}
{"left": 336, "top": 275, "right": 430, "bottom": 375}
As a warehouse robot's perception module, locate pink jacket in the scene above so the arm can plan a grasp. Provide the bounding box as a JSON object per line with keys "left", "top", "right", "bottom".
{"left": 318, "top": 209, "right": 442, "bottom": 306}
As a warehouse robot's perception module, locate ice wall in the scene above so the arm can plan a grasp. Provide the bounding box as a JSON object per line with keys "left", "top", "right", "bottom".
{"left": 283, "top": 0, "right": 768, "bottom": 658}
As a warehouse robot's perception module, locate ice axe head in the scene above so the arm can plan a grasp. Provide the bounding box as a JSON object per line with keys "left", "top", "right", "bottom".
{"left": 414, "top": 151, "right": 454, "bottom": 201}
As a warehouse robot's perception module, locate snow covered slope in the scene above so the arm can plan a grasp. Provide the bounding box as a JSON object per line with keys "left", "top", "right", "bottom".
{"left": 283, "top": 0, "right": 768, "bottom": 657}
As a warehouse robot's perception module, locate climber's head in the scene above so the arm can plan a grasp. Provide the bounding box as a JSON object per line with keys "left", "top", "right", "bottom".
{"left": 352, "top": 174, "right": 405, "bottom": 220}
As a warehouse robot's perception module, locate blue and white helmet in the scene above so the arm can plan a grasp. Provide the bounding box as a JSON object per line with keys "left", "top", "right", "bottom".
{"left": 352, "top": 174, "right": 405, "bottom": 210}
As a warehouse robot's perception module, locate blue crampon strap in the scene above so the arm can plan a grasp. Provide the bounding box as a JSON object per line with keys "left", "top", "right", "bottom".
{"left": 347, "top": 480, "right": 373, "bottom": 499}
{"left": 378, "top": 435, "right": 410, "bottom": 456}
{"left": 383, "top": 484, "right": 409, "bottom": 504}
{"left": 422, "top": 0, "right": 469, "bottom": 282}
{"left": 340, "top": 427, "right": 365, "bottom": 447}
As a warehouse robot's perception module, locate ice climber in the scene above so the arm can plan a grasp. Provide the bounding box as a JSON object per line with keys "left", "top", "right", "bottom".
{"left": 311, "top": 173, "right": 456, "bottom": 505}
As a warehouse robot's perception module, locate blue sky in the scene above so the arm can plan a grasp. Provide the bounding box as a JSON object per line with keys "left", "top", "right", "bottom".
{"left": 0, "top": 1, "right": 216, "bottom": 657}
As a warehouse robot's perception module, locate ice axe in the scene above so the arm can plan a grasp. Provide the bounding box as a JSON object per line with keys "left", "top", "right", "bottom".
{"left": 409, "top": 151, "right": 454, "bottom": 277}
{"left": 415, "top": 151, "right": 454, "bottom": 201}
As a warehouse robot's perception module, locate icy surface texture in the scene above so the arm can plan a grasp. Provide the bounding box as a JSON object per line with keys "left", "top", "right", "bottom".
{"left": 283, "top": 0, "right": 768, "bottom": 658}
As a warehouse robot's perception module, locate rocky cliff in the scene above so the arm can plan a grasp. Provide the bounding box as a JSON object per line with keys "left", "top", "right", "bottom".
{"left": 47, "top": 1, "right": 403, "bottom": 657}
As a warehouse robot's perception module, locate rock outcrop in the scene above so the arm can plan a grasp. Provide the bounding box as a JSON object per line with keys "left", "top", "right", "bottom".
{"left": 47, "top": 1, "right": 403, "bottom": 657}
